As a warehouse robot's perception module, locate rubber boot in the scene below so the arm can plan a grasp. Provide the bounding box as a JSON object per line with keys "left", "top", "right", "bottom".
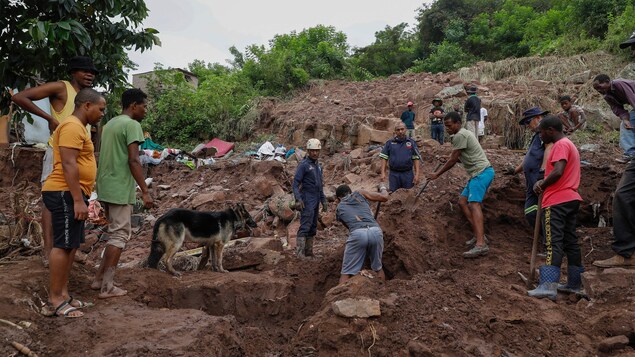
{"left": 296, "top": 236, "right": 306, "bottom": 258}
{"left": 557, "top": 266, "right": 584, "bottom": 294}
{"left": 305, "top": 236, "right": 314, "bottom": 257}
{"left": 527, "top": 265, "right": 560, "bottom": 301}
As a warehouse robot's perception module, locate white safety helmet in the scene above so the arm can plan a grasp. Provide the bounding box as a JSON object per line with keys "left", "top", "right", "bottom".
{"left": 306, "top": 138, "right": 322, "bottom": 150}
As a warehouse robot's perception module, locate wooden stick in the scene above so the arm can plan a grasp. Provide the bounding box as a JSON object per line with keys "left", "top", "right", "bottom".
{"left": 11, "top": 341, "right": 39, "bottom": 357}
{"left": 527, "top": 194, "right": 543, "bottom": 288}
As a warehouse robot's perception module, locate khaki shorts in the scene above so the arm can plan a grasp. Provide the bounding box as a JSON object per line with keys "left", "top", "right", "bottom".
{"left": 105, "top": 203, "right": 133, "bottom": 249}
{"left": 465, "top": 121, "right": 478, "bottom": 138}
{"left": 41, "top": 146, "right": 53, "bottom": 184}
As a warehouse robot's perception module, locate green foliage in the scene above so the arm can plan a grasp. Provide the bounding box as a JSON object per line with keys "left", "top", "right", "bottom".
{"left": 351, "top": 23, "right": 417, "bottom": 77}
{"left": 235, "top": 25, "right": 349, "bottom": 95}
{"left": 142, "top": 63, "right": 258, "bottom": 146}
{"left": 605, "top": 4, "right": 635, "bottom": 56}
{"left": 410, "top": 41, "right": 473, "bottom": 73}
{"left": 0, "top": 0, "right": 159, "bottom": 118}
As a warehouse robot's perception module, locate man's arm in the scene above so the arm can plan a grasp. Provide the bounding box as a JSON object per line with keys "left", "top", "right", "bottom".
{"left": 428, "top": 149, "right": 461, "bottom": 180}
{"left": 570, "top": 109, "right": 585, "bottom": 131}
{"left": 540, "top": 143, "right": 553, "bottom": 171}
{"left": 127, "top": 142, "right": 153, "bottom": 208}
{"left": 413, "top": 158, "right": 420, "bottom": 184}
{"left": 534, "top": 159, "right": 566, "bottom": 194}
{"left": 11, "top": 81, "right": 66, "bottom": 133}
{"left": 59, "top": 147, "right": 88, "bottom": 220}
{"left": 292, "top": 163, "right": 305, "bottom": 202}
{"left": 359, "top": 188, "right": 389, "bottom": 203}
{"left": 558, "top": 113, "right": 573, "bottom": 132}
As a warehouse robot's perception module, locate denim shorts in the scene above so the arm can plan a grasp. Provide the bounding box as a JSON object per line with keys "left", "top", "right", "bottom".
{"left": 460, "top": 166, "right": 495, "bottom": 203}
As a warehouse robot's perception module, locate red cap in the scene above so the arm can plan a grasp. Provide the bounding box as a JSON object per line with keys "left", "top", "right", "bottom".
{"left": 407, "top": 101, "right": 414, "bottom": 106}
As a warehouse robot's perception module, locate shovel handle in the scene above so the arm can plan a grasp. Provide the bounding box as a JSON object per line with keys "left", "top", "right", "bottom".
{"left": 374, "top": 202, "right": 381, "bottom": 220}
{"left": 527, "top": 194, "right": 543, "bottom": 288}
{"left": 415, "top": 162, "right": 443, "bottom": 197}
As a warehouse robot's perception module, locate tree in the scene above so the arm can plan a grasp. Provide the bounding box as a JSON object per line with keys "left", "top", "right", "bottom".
{"left": 352, "top": 23, "right": 417, "bottom": 77}
{"left": 1, "top": 0, "right": 160, "bottom": 117}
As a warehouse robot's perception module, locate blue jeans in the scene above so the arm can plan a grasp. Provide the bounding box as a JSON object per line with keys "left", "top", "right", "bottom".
{"left": 619, "top": 110, "right": 635, "bottom": 157}
{"left": 431, "top": 123, "right": 444, "bottom": 144}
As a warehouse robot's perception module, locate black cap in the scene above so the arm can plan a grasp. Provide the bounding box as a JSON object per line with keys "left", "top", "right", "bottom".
{"left": 68, "top": 56, "right": 98, "bottom": 75}
{"left": 466, "top": 86, "right": 477, "bottom": 94}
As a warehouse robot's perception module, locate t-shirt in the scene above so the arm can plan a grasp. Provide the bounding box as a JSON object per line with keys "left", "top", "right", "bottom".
{"left": 450, "top": 128, "right": 491, "bottom": 177}
{"left": 400, "top": 110, "right": 416, "bottom": 129}
{"left": 542, "top": 137, "right": 582, "bottom": 208}
{"left": 379, "top": 137, "right": 421, "bottom": 171}
{"left": 336, "top": 191, "right": 379, "bottom": 232}
{"left": 96, "top": 114, "right": 145, "bottom": 205}
{"left": 430, "top": 106, "right": 445, "bottom": 124}
{"left": 464, "top": 95, "right": 481, "bottom": 121}
{"left": 42, "top": 115, "right": 96, "bottom": 196}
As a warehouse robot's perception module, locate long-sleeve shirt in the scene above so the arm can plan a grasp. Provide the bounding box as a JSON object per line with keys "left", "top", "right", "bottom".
{"left": 293, "top": 157, "right": 326, "bottom": 204}
{"left": 604, "top": 80, "right": 635, "bottom": 120}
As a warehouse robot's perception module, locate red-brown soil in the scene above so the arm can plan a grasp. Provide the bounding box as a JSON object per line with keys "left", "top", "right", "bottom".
{"left": 1, "top": 58, "right": 634, "bottom": 356}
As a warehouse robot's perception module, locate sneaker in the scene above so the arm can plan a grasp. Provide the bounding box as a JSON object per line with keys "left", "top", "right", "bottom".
{"left": 593, "top": 254, "right": 635, "bottom": 268}
{"left": 465, "top": 235, "right": 489, "bottom": 247}
{"left": 463, "top": 244, "right": 489, "bottom": 258}
{"left": 615, "top": 155, "right": 634, "bottom": 164}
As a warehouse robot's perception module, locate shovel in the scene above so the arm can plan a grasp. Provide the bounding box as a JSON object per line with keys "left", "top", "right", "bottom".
{"left": 527, "top": 194, "right": 543, "bottom": 288}
{"left": 404, "top": 162, "right": 443, "bottom": 209}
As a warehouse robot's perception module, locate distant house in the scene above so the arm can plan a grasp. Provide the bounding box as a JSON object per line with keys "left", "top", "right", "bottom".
{"left": 132, "top": 68, "right": 199, "bottom": 93}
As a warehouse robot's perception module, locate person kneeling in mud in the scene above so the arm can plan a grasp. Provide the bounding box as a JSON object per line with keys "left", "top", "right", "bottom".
{"left": 335, "top": 184, "right": 389, "bottom": 284}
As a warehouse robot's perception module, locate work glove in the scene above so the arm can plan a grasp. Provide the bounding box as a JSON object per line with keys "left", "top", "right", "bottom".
{"left": 295, "top": 200, "right": 305, "bottom": 211}
{"left": 322, "top": 200, "right": 328, "bottom": 213}
{"left": 377, "top": 183, "right": 387, "bottom": 192}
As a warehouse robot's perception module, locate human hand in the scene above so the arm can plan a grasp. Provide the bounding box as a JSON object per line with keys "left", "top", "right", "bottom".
{"left": 413, "top": 175, "right": 421, "bottom": 185}
{"left": 48, "top": 118, "right": 60, "bottom": 134}
{"left": 322, "top": 201, "right": 328, "bottom": 213}
{"left": 427, "top": 172, "right": 439, "bottom": 181}
{"left": 624, "top": 119, "right": 634, "bottom": 130}
{"left": 503, "top": 166, "right": 516, "bottom": 176}
{"left": 74, "top": 200, "right": 88, "bottom": 221}
{"left": 533, "top": 179, "right": 545, "bottom": 195}
{"left": 295, "top": 200, "right": 305, "bottom": 211}
{"left": 377, "top": 182, "right": 387, "bottom": 192}
{"left": 142, "top": 192, "right": 154, "bottom": 209}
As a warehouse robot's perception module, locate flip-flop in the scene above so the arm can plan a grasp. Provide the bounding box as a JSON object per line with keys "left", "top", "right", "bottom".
{"left": 53, "top": 301, "right": 83, "bottom": 318}
{"left": 68, "top": 296, "right": 94, "bottom": 309}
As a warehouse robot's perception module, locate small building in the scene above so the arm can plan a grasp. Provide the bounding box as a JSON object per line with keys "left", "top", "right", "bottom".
{"left": 132, "top": 68, "right": 198, "bottom": 93}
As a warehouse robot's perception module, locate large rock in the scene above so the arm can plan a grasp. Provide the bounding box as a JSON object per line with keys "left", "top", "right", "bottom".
{"left": 190, "top": 191, "right": 227, "bottom": 209}
{"left": 247, "top": 237, "right": 283, "bottom": 252}
{"left": 582, "top": 268, "right": 635, "bottom": 301}
{"left": 436, "top": 84, "right": 465, "bottom": 98}
{"left": 253, "top": 177, "right": 274, "bottom": 198}
{"left": 617, "top": 63, "right": 635, "bottom": 80}
{"left": 565, "top": 70, "right": 592, "bottom": 84}
{"left": 598, "top": 335, "right": 630, "bottom": 353}
{"left": 356, "top": 124, "right": 393, "bottom": 145}
{"left": 332, "top": 298, "right": 381, "bottom": 318}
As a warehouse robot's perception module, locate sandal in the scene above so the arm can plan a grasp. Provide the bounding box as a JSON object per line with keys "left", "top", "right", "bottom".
{"left": 68, "top": 296, "right": 94, "bottom": 309}
{"left": 52, "top": 301, "right": 83, "bottom": 318}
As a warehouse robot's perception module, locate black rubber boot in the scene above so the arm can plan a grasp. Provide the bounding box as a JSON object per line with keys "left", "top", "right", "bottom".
{"left": 296, "top": 236, "right": 306, "bottom": 258}
{"left": 305, "top": 237, "right": 314, "bottom": 257}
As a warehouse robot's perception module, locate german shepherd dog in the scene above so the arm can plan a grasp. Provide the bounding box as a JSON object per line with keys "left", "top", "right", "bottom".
{"left": 147, "top": 203, "right": 257, "bottom": 276}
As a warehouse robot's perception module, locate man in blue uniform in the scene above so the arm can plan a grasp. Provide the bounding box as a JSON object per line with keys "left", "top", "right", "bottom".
{"left": 400, "top": 101, "right": 416, "bottom": 138}
{"left": 506, "top": 107, "right": 552, "bottom": 233}
{"left": 293, "top": 138, "right": 327, "bottom": 257}
{"left": 379, "top": 122, "right": 421, "bottom": 192}
{"left": 336, "top": 183, "right": 389, "bottom": 284}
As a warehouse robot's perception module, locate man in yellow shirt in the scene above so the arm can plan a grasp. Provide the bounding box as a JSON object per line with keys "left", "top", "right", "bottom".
{"left": 41, "top": 88, "right": 105, "bottom": 318}
{"left": 11, "top": 56, "right": 97, "bottom": 265}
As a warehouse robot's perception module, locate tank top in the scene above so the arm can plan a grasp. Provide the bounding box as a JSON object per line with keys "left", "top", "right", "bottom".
{"left": 48, "top": 81, "right": 89, "bottom": 146}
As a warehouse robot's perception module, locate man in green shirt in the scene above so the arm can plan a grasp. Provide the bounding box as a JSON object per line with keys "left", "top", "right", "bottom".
{"left": 91, "top": 88, "right": 153, "bottom": 298}
{"left": 428, "top": 111, "right": 495, "bottom": 258}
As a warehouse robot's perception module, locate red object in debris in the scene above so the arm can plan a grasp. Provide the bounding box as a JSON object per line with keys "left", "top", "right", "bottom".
{"left": 203, "top": 138, "right": 235, "bottom": 158}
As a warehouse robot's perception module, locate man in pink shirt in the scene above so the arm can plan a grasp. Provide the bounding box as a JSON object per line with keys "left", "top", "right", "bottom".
{"left": 528, "top": 115, "right": 583, "bottom": 300}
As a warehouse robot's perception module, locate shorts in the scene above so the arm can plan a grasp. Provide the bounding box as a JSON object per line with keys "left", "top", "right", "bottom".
{"left": 104, "top": 203, "right": 133, "bottom": 249}
{"left": 42, "top": 191, "right": 87, "bottom": 249}
{"left": 341, "top": 226, "right": 383, "bottom": 275}
{"left": 41, "top": 146, "right": 53, "bottom": 184}
{"left": 460, "top": 166, "right": 495, "bottom": 203}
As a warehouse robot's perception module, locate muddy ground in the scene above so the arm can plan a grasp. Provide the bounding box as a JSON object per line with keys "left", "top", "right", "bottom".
{"left": 1, "top": 138, "right": 633, "bottom": 357}
{"left": 2, "top": 55, "right": 635, "bottom": 356}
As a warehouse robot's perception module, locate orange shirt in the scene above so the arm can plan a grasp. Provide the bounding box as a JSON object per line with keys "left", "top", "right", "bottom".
{"left": 42, "top": 115, "right": 96, "bottom": 196}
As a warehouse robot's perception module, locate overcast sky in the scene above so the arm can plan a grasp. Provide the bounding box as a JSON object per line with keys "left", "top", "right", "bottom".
{"left": 127, "top": 0, "right": 431, "bottom": 75}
